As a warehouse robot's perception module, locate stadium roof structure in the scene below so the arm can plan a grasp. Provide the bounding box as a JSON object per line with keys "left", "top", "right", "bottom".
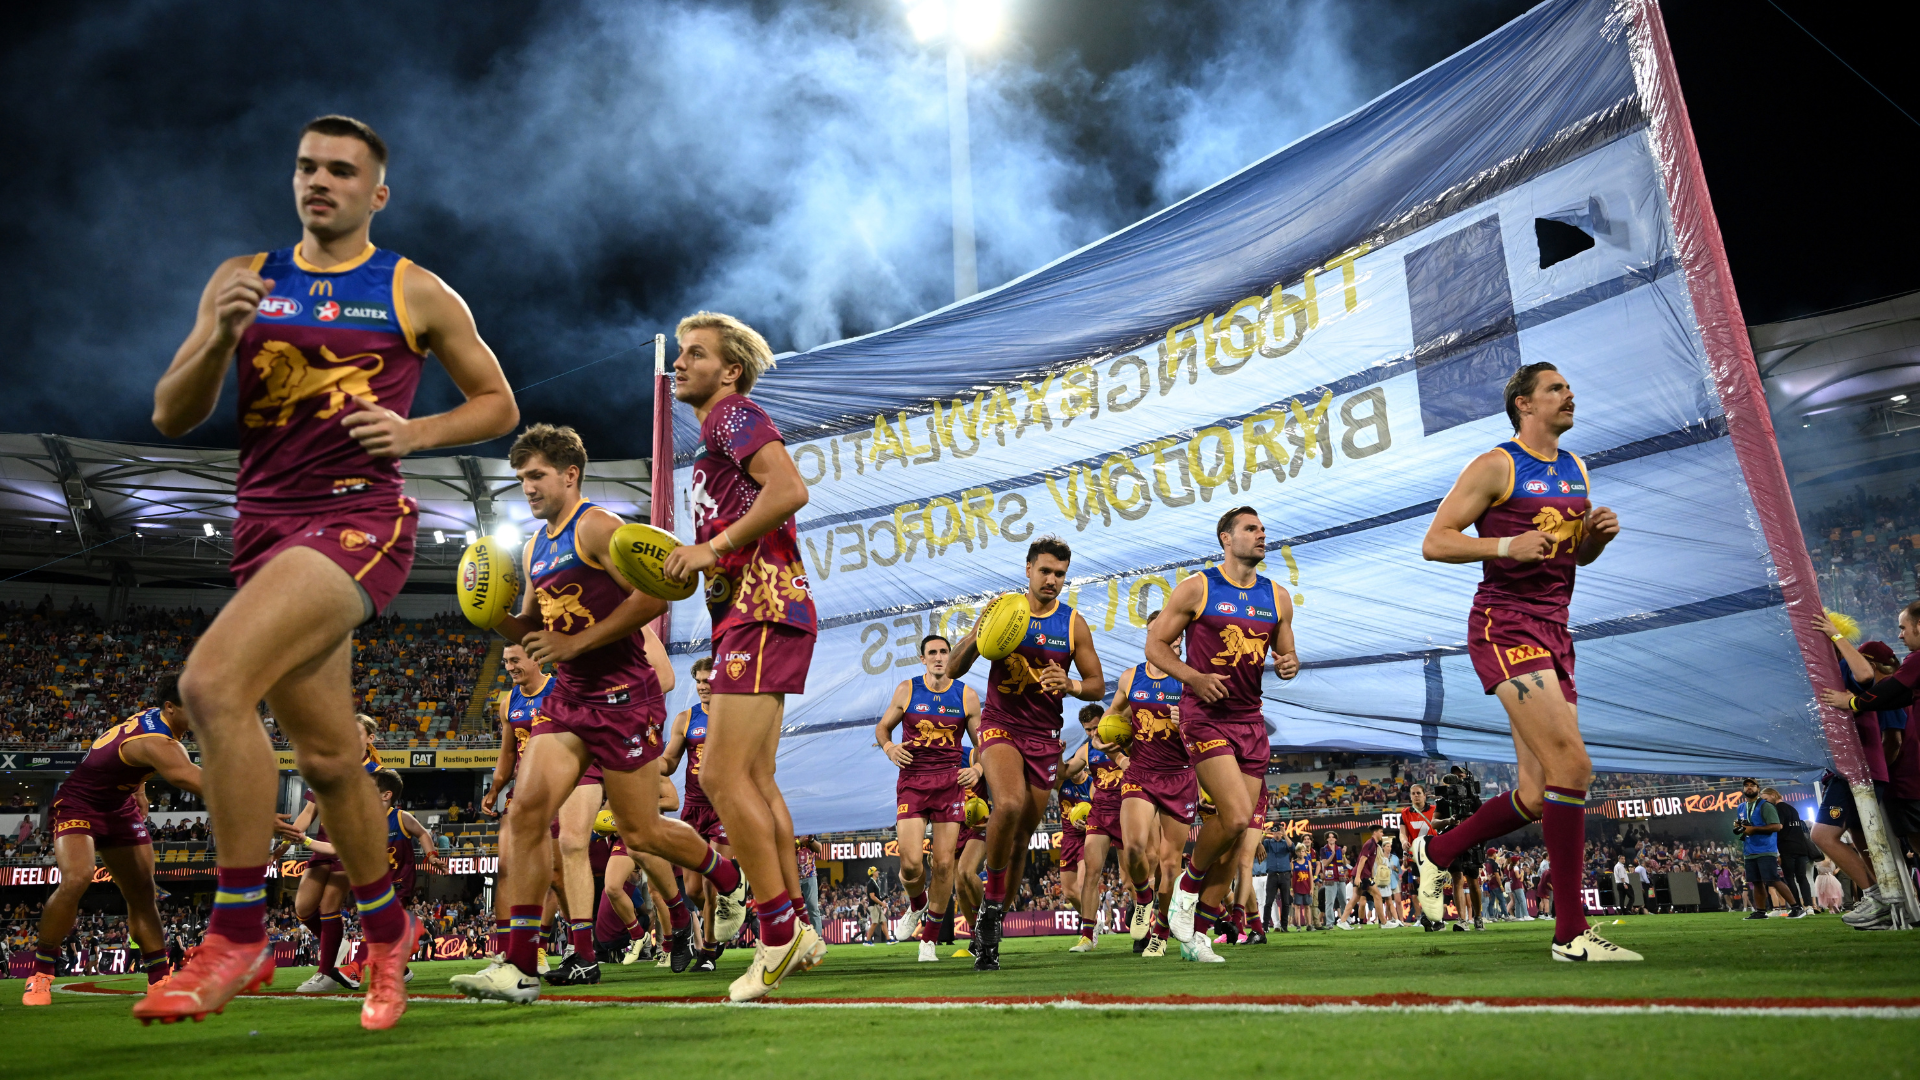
{"left": 0, "top": 433, "right": 653, "bottom": 588}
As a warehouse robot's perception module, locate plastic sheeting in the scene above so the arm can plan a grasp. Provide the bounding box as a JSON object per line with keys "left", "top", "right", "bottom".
{"left": 662, "top": 0, "right": 1846, "bottom": 831}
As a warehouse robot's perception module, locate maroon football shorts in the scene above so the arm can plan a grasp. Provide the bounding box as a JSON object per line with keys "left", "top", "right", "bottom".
{"left": 51, "top": 797, "right": 148, "bottom": 849}
{"left": 955, "top": 827, "right": 983, "bottom": 858}
{"left": 680, "top": 798, "right": 730, "bottom": 845}
{"left": 710, "top": 621, "right": 815, "bottom": 695}
{"left": 578, "top": 765, "right": 604, "bottom": 787}
{"left": 977, "top": 723, "right": 1062, "bottom": 791}
{"left": 896, "top": 767, "right": 966, "bottom": 824}
{"left": 1180, "top": 710, "right": 1270, "bottom": 778}
{"left": 532, "top": 694, "right": 666, "bottom": 773}
{"left": 1466, "top": 605, "right": 1578, "bottom": 702}
{"left": 1087, "top": 796, "right": 1124, "bottom": 845}
{"left": 230, "top": 496, "right": 417, "bottom": 615}
{"left": 1121, "top": 765, "right": 1198, "bottom": 824}
{"left": 1058, "top": 820, "right": 1085, "bottom": 871}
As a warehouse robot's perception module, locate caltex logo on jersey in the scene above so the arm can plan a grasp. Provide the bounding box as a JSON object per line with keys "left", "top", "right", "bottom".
{"left": 314, "top": 300, "right": 341, "bottom": 321}
{"left": 1524, "top": 479, "right": 1549, "bottom": 494}
{"left": 258, "top": 297, "right": 301, "bottom": 319}
{"left": 1558, "top": 479, "right": 1572, "bottom": 493}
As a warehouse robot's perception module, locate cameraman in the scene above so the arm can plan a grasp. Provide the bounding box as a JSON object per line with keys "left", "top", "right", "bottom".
{"left": 1733, "top": 778, "right": 1783, "bottom": 921}
{"left": 1435, "top": 767, "right": 1486, "bottom": 930}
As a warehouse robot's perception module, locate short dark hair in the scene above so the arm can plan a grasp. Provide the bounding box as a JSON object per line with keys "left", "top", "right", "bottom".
{"left": 155, "top": 671, "right": 183, "bottom": 707}
{"left": 509, "top": 423, "right": 589, "bottom": 476}
{"left": 1503, "top": 362, "right": 1561, "bottom": 431}
{"left": 301, "top": 115, "right": 389, "bottom": 169}
{"left": 920, "top": 634, "right": 950, "bottom": 655}
{"left": 690, "top": 656, "right": 714, "bottom": 677}
{"left": 1078, "top": 704, "right": 1104, "bottom": 724}
{"left": 1215, "top": 506, "right": 1258, "bottom": 548}
{"left": 1902, "top": 600, "right": 1920, "bottom": 628}
{"left": 373, "top": 768, "right": 405, "bottom": 799}
{"left": 1027, "top": 534, "right": 1071, "bottom": 565}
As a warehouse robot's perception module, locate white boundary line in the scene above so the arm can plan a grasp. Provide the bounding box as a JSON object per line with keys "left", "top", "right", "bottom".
{"left": 55, "top": 985, "right": 1920, "bottom": 1019}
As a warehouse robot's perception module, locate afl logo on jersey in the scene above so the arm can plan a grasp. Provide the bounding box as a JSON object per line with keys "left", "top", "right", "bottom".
{"left": 315, "top": 300, "right": 341, "bottom": 322}
{"left": 1215, "top": 601, "right": 1237, "bottom": 615}
{"left": 258, "top": 297, "right": 301, "bottom": 319}
{"left": 1524, "top": 480, "right": 1549, "bottom": 495}
{"left": 1133, "top": 690, "right": 1149, "bottom": 700}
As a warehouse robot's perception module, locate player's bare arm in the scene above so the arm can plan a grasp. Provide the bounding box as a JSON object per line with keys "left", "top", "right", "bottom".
{"left": 659, "top": 710, "right": 692, "bottom": 775}
{"left": 338, "top": 264, "right": 518, "bottom": 457}
{"left": 658, "top": 777, "right": 680, "bottom": 813}
{"left": 1421, "top": 450, "right": 1552, "bottom": 564}
{"left": 1102, "top": 665, "right": 1137, "bottom": 718}
{"left": 1145, "top": 573, "right": 1226, "bottom": 702}
{"left": 947, "top": 628, "right": 982, "bottom": 680}
{"left": 482, "top": 695, "right": 517, "bottom": 818}
{"left": 1040, "top": 611, "right": 1105, "bottom": 702}
{"left": 153, "top": 256, "right": 278, "bottom": 436}
{"left": 958, "top": 689, "right": 983, "bottom": 788}
{"left": 642, "top": 627, "right": 675, "bottom": 694}
{"left": 515, "top": 508, "right": 668, "bottom": 665}
{"left": 1574, "top": 502, "right": 1620, "bottom": 566}
{"left": 1272, "top": 593, "right": 1300, "bottom": 680}
{"left": 401, "top": 811, "right": 447, "bottom": 873}
{"left": 1063, "top": 743, "right": 1089, "bottom": 783}
{"left": 121, "top": 738, "right": 203, "bottom": 795}
{"left": 876, "top": 680, "right": 916, "bottom": 768}
{"left": 662, "top": 434, "right": 810, "bottom": 584}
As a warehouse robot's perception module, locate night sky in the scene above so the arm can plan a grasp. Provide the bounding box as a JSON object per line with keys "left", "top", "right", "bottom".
{"left": 1, "top": 0, "right": 1910, "bottom": 462}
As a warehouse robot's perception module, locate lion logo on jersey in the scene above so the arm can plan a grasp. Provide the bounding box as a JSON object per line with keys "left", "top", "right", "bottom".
{"left": 1132, "top": 706, "right": 1180, "bottom": 742}
{"left": 536, "top": 583, "right": 596, "bottom": 632}
{"left": 996, "top": 654, "right": 1045, "bottom": 696}
{"left": 242, "top": 341, "right": 384, "bottom": 428}
{"left": 1530, "top": 505, "right": 1586, "bottom": 558}
{"left": 912, "top": 717, "right": 957, "bottom": 747}
{"left": 1208, "top": 624, "right": 1269, "bottom": 666}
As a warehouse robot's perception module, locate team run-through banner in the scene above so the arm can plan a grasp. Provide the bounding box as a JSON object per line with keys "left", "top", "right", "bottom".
{"left": 663, "top": 0, "right": 1847, "bottom": 831}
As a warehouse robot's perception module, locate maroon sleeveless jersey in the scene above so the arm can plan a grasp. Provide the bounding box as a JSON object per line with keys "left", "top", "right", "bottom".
{"left": 1124, "top": 663, "right": 1191, "bottom": 771}
{"left": 901, "top": 676, "right": 969, "bottom": 772}
{"left": 982, "top": 600, "right": 1076, "bottom": 737}
{"left": 54, "top": 708, "right": 182, "bottom": 810}
{"left": 680, "top": 702, "right": 711, "bottom": 805}
{"left": 233, "top": 245, "right": 426, "bottom": 516}
{"left": 530, "top": 500, "right": 662, "bottom": 709}
{"left": 1471, "top": 439, "right": 1590, "bottom": 623}
{"left": 689, "top": 394, "right": 818, "bottom": 640}
{"left": 1181, "top": 567, "right": 1281, "bottom": 721}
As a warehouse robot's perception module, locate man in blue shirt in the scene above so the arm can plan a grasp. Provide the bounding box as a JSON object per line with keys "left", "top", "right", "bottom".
{"left": 1733, "top": 777, "right": 1782, "bottom": 922}
{"left": 1263, "top": 830, "right": 1294, "bottom": 931}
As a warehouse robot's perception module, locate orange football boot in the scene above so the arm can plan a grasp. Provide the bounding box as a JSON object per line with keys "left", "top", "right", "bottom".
{"left": 130, "top": 935, "right": 274, "bottom": 1025}
{"left": 22, "top": 972, "right": 53, "bottom": 1006}
{"left": 359, "top": 913, "right": 424, "bottom": 1031}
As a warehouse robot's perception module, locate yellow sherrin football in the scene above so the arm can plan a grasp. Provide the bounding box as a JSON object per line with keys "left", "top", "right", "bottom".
{"left": 457, "top": 536, "right": 522, "bottom": 630}
{"left": 607, "top": 522, "right": 699, "bottom": 602}
{"left": 1096, "top": 712, "right": 1134, "bottom": 747}
{"left": 964, "top": 796, "right": 990, "bottom": 827}
{"left": 593, "top": 808, "right": 619, "bottom": 835}
{"left": 975, "top": 592, "right": 1031, "bottom": 662}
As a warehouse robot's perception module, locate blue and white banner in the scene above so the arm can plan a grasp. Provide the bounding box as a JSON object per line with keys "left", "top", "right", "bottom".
{"left": 666, "top": 0, "right": 1838, "bottom": 830}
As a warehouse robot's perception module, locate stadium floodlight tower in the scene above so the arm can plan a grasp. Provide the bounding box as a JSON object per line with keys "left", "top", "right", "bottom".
{"left": 903, "top": 0, "right": 1004, "bottom": 302}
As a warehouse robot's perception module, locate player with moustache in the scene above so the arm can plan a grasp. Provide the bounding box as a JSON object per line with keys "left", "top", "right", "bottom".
{"left": 144, "top": 115, "right": 517, "bottom": 1029}
{"left": 451, "top": 424, "right": 744, "bottom": 1003}
{"left": 947, "top": 535, "right": 1106, "bottom": 970}
{"left": 1411, "top": 361, "right": 1638, "bottom": 962}
{"left": 660, "top": 312, "right": 826, "bottom": 1002}
{"left": 22, "top": 675, "right": 203, "bottom": 1006}
{"left": 876, "top": 634, "right": 983, "bottom": 963}
{"left": 1153, "top": 507, "right": 1298, "bottom": 964}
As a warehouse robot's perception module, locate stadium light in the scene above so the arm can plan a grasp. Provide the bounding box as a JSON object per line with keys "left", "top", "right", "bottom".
{"left": 433, "top": 529, "right": 446, "bottom": 544}
{"left": 494, "top": 521, "right": 522, "bottom": 548}
{"left": 905, "top": 0, "right": 947, "bottom": 41}
{"left": 464, "top": 530, "right": 478, "bottom": 545}
{"left": 951, "top": 0, "right": 1003, "bottom": 47}
{"left": 202, "top": 522, "right": 216, "bottom": 537}
{"left": 1895, "top": 394, "right": 1910, "bottom": 403}
{"left": 903, "top": 0, "right": 1007, "bottom": 301}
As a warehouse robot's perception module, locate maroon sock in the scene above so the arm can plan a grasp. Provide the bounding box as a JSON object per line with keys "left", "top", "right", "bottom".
{"left": 909, "top": 890, "right": 927, "bottom": 912}
{"left": 664, "top": 887, "right": 691, "bottom": 931}
{"left": 491, "top": 918, "right": 509, "bottom": 955}
{"left": 317, "top": 911, "right": 344, "bottom": 973}
{"left": 1176, "top": 863, "right": 1204, "bottom": 895}
{"left": 984, "top": 865, "right": 1008, "bottom": 904}
{"left": 1426, "top": 791, "right": 1536, "bottom": 868}
{"left": 570, "top": 919, "right": 594, "bottom": 957}
{"left": 756, "top": 892, "right": 797, "bottom": 948}
{"left": 1542, "top": 787, "right": 1590, "bottom": 944}
{"left": 350, "top": 874, "right": 406, "bottom": 945}
{"left": 1133, "top": 885, "right": 1153, "bottom": 906}
{"left": 142, "top": 949, "right": 171, "bottom": 984}
{"left": 1248, "top": 913, "right": 1264, "bottom": 933}
{"left": 698, "top": 849, "right": 741, "bottom": 894}
{"left": 1195, "top": 903, "right": 1222, "bottom": 937}
{"left": 300, "top": 912, "right": 322, "bottom": 941}
{"left": 209, "top": 865, "right": 269, "bottom": 944}
{"left": 919, "top": 910, "right": 943, "bottom": 942}
{"left": 507, "top": 904, "right": 541, "bottom": 975}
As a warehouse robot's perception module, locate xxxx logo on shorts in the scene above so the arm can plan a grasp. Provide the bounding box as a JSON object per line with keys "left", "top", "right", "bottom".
{"left": 898, "top": 803, "right": 910, "bottom": 815}
{"left": 1504, "top": 644, "right": 1550, "bottom": 665}
{"left": 1190, "top": 738, "right": 1229, "bottom": 754}
{"left": 55, "top": 818, "right": 89, "bottom": 834}
{"left": 1122, "top": 782, "right": 1142, "bottom": 795}
{"left": 979, "top": 727, "right": 1010, "bottom": 742}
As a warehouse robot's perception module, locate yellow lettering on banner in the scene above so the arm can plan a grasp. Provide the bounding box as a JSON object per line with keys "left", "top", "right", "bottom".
{"left": 1147, "top": 437, "right": 1195, "bottom": 507}
{"left": 1187, "top": 427, "right": 1237, "bottom": 494}
{"left": 1105, "top": 356, "right": 1149, "bottom": 412}
{"left": 1101, "top": 453, "right": 1151, "bottom": 521}
{"left": 836, "top": 524, "right": 868, "bottom": 573}
{"left": 901, "top": 411, "right": 938, "bottom": 464}
{"left": 794, "top": 444, "right": 827, "bottom": 485}
{"left": 979, "top": 387, "right": 1019, "bottom": 447}
{"left": 1102, "top": 578, "right": 1120, "bottom": 631}
{"left": 871, "top": 414, "right": 911, "bottom": 470}
{"left": 1127, "top": 575, "right": 1173, "bottom": 627}
{"left": 1161, "top": 318, "right": 1201, "bottom": 394}
{"left": 935, "top": 395, "right": 984, "bottom": 458}
{"left": 1287, "top": 392, "right": 1335, "bottom": 459}
{"left": 1018, "top": 375, "right": 1055, "bottom": 436}
{"left": 924, "top": 496, "right": 968, "bottom": 554}
{"left": 868, "top": 519, "right": 902, "bottom": 566}
{"left": 1212, "top": 296, "right": 1265, "bottom": 371}
{"left": 1241, "top": 409, "right": 1291, "bottom": 490}
{"left": 963, "top": 487, "right": 996, "bottom": 549}
{"left": 1059, "top": 364, "right": 1100, "bottom": 426}
{"left": 1046, "top": 465, "right": 1111, "bottom": 531}
{"left": 893, "top": 502, "right": 926, "bottom": 562}
{"left": 1265, "top": 289, "right": 1310, "bottom": 358}
{"left": 1321, "top": 244, "right": 1371, "bottom": 313}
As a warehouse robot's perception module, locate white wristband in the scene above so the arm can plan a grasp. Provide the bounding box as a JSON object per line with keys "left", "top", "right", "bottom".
{"left": 1496, "top": 536, "right": 1513, "bottom": 559}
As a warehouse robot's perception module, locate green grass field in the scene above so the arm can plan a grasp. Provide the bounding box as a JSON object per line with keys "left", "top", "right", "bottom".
{"left": 12, "top": 914, "right": 1920, "bottom": 1080}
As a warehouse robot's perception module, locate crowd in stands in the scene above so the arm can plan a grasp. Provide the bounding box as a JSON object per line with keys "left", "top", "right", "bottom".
{"left": 1803, "top": 484, "right": 1920, "bottom": 644}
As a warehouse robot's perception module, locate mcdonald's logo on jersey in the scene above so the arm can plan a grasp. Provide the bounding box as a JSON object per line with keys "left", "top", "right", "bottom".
{"left": 308, "top": 279, "right": 334, "bottom": 296}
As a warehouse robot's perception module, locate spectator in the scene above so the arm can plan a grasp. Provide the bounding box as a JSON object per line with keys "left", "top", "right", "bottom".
{"left": 1733, "top": 777, "right": 1786, "bottom": 920}
{"left": 1764, "top": 786, "right": 1815, "bottom": 917}
{"left": 1263, "top": 830, "right": 1292, "bottom": 932}
{"left": 797, "top": 837, "right": 825, "bottom": 936}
